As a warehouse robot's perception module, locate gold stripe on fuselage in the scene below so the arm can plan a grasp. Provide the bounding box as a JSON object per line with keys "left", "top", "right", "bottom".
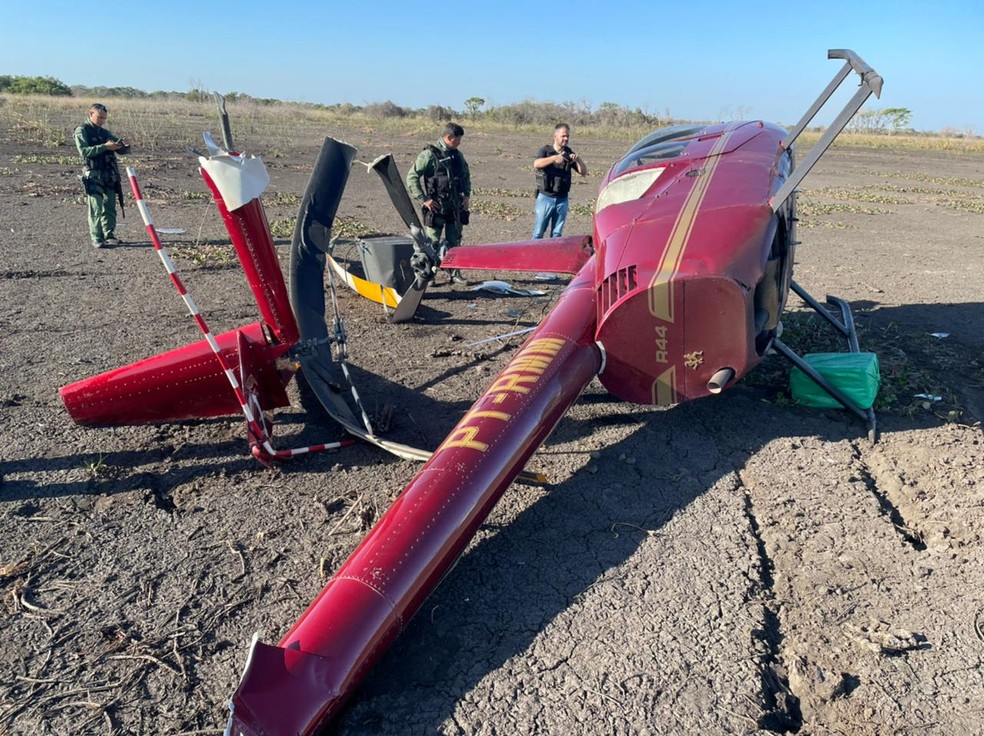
{"left": 652, "top": 365, "right": 677, "bottom": 406}
{"left": 647, "top": 125, "right": 738, "bottom": 323}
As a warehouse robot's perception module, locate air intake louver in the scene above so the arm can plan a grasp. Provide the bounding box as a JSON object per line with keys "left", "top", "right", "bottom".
{"left": 598, "top": 265, "right": 638, "bottom": 319}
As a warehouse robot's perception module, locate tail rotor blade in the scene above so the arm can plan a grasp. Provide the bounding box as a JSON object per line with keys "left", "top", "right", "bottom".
{"left": 369, "top": 154, "right": 423, "bottom": 232}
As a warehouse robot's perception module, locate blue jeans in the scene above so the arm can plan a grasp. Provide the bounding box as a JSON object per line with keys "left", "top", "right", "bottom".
{"left": 532, "top": 193, "right": 569, "bottom": 239}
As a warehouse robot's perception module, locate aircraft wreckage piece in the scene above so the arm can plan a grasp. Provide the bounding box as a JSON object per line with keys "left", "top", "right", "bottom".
{"left": 59, "top": 149, "right": 296, "bottom": 427}
{"left": 326, "top": 250, "right": 401, "bottom": 309}
{"left": 226, "top": 275, "right": 602, "bottom": 735}
{"left": 53, "top": 50, "right": 882, "bottom": 732}
{"left": 226, "top": 49, "right": 883, "bottom": 734}
{"left": 285, "top": 138, "right": 441, "bottom": 463}
{"left": 58, "top": 138, "right": 368, "bottom": 461}
{"left": 117, "top": 166, "right": 355, "bottom": 461}
{"left": 367, "top": 153, "right": 439, "bottom": 322}
{"left": 56, "top": 131, "right": 545, "bottom": 469}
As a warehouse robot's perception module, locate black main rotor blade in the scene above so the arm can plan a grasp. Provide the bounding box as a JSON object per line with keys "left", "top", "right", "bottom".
{"left": 286, "top": 138, "right": 366, "bottom": 425}
{"left": 370, "top": 154, "right": 423, "bottom": 232}
{"left": 288, "top": 137, "right": 357, "bottom": 342}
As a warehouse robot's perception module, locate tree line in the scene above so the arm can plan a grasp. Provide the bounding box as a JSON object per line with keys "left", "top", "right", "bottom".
{"left": 2, "top": 74, "right": 916, "bottom": 135}
{"left": 0, "top": 75, "right": 672, "bottom": 128}
{"left": 0, "top": 75, "right": 72, "bottom": 96}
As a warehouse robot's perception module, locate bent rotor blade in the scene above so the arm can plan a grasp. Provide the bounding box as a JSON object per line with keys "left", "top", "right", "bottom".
{"left": 296, "top": 353, "right": 429, "bottom": 462}
{"left": 287, "top": 138, "right": 366, "bottom": 427}
{"left": 369, "top": 154, "right": 423, "bottom": 232}
{"left": 289, "top": 137, "right": 357, "bottom": 342}
{"left": 294, "top": 353, "right": 363, "bottom": 434}
{"left": 325, "top": 252, "right": 401, "bottom": 309}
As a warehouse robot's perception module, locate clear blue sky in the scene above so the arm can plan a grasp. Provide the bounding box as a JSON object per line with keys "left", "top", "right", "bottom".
{"left": 2, "top": 0, "right": 981, "bottom": 134}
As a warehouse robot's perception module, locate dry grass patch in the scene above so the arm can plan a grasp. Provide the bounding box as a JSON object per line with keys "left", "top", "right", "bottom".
{"left": 4, "top": 93, "right": 980, "bottom": 159}
{"left": 473, "top": 186, "right": 532, "bottom": 199}
{"left": 471, "top": 199, "right": 524, "bottom": 221}
{"left": 806, "top": 186, "right": 914, "bottom": 205}
{"left": 797, "top": 200, "right": 892, "bottom": 216}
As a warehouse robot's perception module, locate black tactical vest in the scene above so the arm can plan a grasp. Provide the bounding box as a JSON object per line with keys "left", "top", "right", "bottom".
{"left": 78, "top": 123, "right": 117, "bottom": 175}
{"left": 423, "top": 145, "right": 464, "bottom": 211}
{"left": 535, "top": 146, "right": 573, "bottom": 197}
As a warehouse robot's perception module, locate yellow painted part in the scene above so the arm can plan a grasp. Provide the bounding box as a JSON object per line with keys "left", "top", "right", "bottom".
{"left": 647, "top": 124, "right": 738, "bottom": 323}
{"left": 319, "top": 253, "right": 548, "bottom": 484}
{"left": 652, "top": 365, "right": 678, "bottom": 406}
{"left": 326, "top": 253, "right": 401, "bottom": 308}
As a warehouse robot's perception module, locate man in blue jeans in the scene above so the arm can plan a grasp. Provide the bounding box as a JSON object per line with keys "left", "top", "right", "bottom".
{"left": 532, "top": 123, "right": 587, "bottom": 238}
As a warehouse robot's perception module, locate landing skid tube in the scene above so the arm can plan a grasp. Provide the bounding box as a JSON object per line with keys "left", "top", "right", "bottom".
{"left": 772, "top": 280, "right": 877, "bottom": 442}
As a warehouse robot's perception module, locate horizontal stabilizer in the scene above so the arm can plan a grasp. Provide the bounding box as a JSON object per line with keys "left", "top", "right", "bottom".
{"left": 441, "top": 235, "right": 592, "bottom": 275}
{"left": 60, "top": 323, "right": 291, "bottom": 426}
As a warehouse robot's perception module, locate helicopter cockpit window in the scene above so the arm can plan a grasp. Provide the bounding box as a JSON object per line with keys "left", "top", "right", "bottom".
{"left": 597, "top": 125, "right": 712, "bottom": 213}
{"left": 625, "top": 125, "right": 707, "bottom": 155}
{"left": 613, "top": 125, "right": 706, "bottom": 178}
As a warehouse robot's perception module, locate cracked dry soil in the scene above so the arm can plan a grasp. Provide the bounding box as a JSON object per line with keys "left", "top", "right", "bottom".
{"left": 1, "top": 120, "right": 983, "bottom": 735}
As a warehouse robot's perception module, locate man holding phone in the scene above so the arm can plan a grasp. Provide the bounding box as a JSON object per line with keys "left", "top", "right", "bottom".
{"left": 532, "top": 123, "right": 587, "bottom": 239}
{"left": 74, "top": 103, "right": 130, "bottom": 247}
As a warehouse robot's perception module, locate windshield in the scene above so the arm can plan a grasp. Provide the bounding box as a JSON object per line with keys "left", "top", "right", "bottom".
{"left": 613, "top": 124, "right": 707, "bottom": 177}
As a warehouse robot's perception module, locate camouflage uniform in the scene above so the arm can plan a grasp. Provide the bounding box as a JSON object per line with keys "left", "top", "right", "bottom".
{"left": 406, "top": 138, "right": 471, "bottom": 247}
{"left": 74, "top": 118, "right": 127, "bottom": 245}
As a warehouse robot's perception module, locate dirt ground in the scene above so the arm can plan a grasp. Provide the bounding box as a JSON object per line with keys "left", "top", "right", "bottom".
{"left": 1, "top": 117, "right": 983, "bottom": 736}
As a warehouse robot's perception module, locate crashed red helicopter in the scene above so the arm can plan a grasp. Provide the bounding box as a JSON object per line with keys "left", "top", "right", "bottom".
{"left": 58, "top": 50, "right": 881, "bottom": 735}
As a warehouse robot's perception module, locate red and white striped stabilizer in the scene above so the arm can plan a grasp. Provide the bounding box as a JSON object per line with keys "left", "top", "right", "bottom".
{"left": 125, "top": 166, "right": 354, "bottom": 463}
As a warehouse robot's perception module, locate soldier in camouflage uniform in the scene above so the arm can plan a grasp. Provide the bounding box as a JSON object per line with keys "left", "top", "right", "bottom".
{"left": 74, "top": 103, "right": 129, "bottom": 247}
{"left": 406, "top": 122, "right": 471, "bottom": 283}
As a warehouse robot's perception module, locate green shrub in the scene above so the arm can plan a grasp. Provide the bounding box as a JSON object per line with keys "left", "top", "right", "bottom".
{"left": 0, "top": 75, "right": 72, "bottom": 96}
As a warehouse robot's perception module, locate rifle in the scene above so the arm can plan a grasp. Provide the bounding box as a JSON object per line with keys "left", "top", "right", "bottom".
{"left": 110, "top": 157, "right": 126, "bottom": 218}
{"left": 114, "top": 176, "right": 126, "bottom": 217}
{"left": 110, "top": 141, "right": 130, "bottom": 217}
